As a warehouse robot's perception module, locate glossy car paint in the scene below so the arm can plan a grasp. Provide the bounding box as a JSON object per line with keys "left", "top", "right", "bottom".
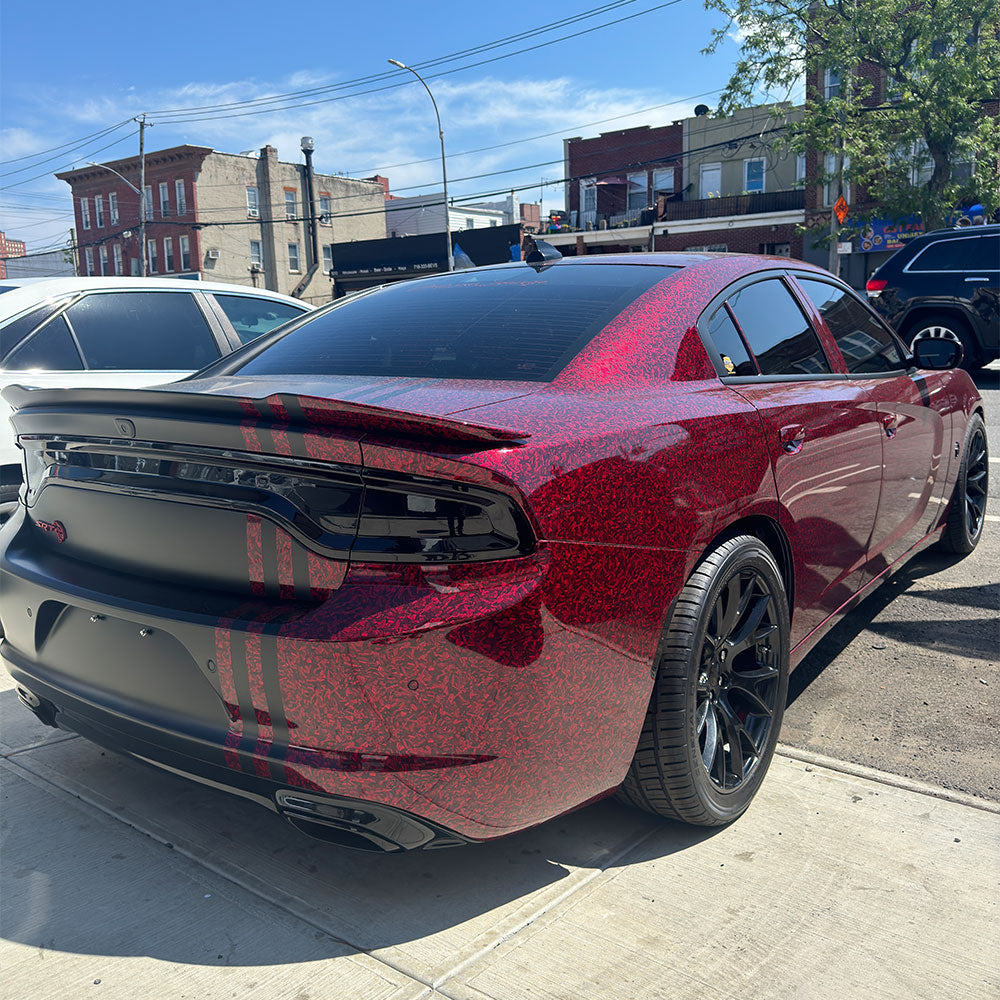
{"left": 0, "top": 254, "right": 984, "bottom": 847}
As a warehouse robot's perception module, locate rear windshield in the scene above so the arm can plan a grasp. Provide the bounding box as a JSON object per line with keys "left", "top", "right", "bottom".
{"left": 235, "top": 264, "right": 676, "bottom": 381}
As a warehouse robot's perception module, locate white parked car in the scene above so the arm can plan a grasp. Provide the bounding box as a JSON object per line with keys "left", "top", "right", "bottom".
{"left": 0, "top": 277, "right": 312, "bottom": 508}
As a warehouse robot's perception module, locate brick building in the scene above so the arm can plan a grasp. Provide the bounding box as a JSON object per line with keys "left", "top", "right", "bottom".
{"left": 56, "top": 144, "right": 386, "bottom": 304}
{"left": 0, "top": 231, "right": 26, "bottom": 279}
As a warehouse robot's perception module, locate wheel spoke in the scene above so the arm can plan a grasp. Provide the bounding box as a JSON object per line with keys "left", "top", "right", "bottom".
{"left": 699, "top": 701, "right": 719, "bottom": 772}
{"left": 727, "top": 678, "right": 773, "bottom": 717}
{"left": 718, "top": 575, "right": 743, "bottom": 637}
{"left": 728, "top": 597, "right": 774, "bottom": 656}
{"left": 718, "top": 703, "right": 745, "bottom": 783}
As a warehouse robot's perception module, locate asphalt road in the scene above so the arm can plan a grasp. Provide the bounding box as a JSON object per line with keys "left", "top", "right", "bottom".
{"left": 781, "top": 362, "right": 1000, "bottom": 800}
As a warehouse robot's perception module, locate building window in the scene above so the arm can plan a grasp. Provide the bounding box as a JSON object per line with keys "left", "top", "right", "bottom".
{"left": 179, "top": 235, "right": 191, "bottom": 271}
{"left": 652, "top": 168, "right": 675, "bottom": 196}
{"left": 130, "top": 257, "right": 139, "bottom": 276}
{"left": 80, "top": 198, "right": 91, "bottom": 230}
{"left": 953, "top": 158, "right": 974, "bottom": 183}
{"left": 95, "top": 195, "right": 105, "bottom": 228}
{"left": 465, "top": 217, "right": 476, "bottom": 229}
{"left": 246, "top": 186, "right": 259, "bottom": 216}
{"left": 490, "top": 219, "right": 497, "bottom": 226}
{"left": 113, "top": 243, "right": 123, "bottom": 275}
{"left": 322, "top": 244, "right": 333, "bottom": 273}
{"left": 163, "top": 237, "right": 174, "bottom": 272}
{"left": 159, "top": 182, "right": 170, "bottom": 218}
{"left": 108, "top": 191, "right": 119, "bottom": 225}
{"left": 250, "top": 240, "right": 263, "bottom": 269}
{"left": 823, "top": 153, "right": 851, "bottom": 206}
{"left": 175, "top": 179, "right": 187, "bottom": 216}
{"left": 760, "top": 242, "right": 791, "bottom": 257}
{"left": 699, "top": 163, "right": 722, "bottom": 199}
{"left": 626, "top": 171, "right": 648, "bottom": 212}
{"left": 285, "top": 190, "right": 297, "bottom": 219}
{"left": 319, "top": 194, "right": 331, "bottom": 224}
{"left": 824, "top": 68, "right": 842, "bottom": 100}
{"left": 796, "top": 153, "right": 807, "bottom": 185}
{"left": 685, "top": 243, "right": 728, "bottom": 252}
{"left": 99, "top": 245, "right": 109, "bottom": 275}
{"left": 581, "top": 179, "right": 596, "bottom": 214}
{"left": 288, "top": 242, "right": 300, "bottom": 271}
{"left": 143, "top": 185, "right": 153, "bottom": 220}
{"left": 84, "top": 247, "right": 94, "bottom": 274}
{"left": 743, "top": 158, "right": 765, "bottom": 193}
{"left": 147, "top": 240, "right": 158, "bottom": 273}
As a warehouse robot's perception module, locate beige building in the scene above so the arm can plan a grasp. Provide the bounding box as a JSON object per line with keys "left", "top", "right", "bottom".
{"left": 58, "top": 142, "right": 386, "bottom": 305}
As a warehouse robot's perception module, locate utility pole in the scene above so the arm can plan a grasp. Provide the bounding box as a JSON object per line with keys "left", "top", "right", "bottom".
{"left": 137, "top": 114, "right": 150, "bottom": 276}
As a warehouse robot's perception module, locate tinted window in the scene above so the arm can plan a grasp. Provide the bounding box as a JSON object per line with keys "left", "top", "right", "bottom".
{"left": 797, "top": 278, "right": 905, "bottom": 374}
{"left": 213, "top": 294, "right": 306, "bottom": 345}
{"left": 4, "top": 316, "right": 83, "bottom": 370}
{"left": 65, "top": 292, "right": 220, "bottom": 370}
{"left": 727, "top": 279, "right": 831, "bottom": 375}
{"left": 236, "top": 265, "right": 676, "bottom": 381}
{"left": 1, "top": 299, "right": 71, "bottom": 359}
{"left": 705, "top": 305, "right": 756, "bottom": 375}
{"left": 0, "top": 286, "right": 17, "bottom": 294}
{"left": 910, "top": 235, "right": 1000, "bottom": 272}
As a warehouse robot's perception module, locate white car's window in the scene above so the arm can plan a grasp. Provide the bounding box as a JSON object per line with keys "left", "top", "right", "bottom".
{"left": 5, "top": 316, "right": 84, "bottom": 370}
{"left": 1, "top": 300, "right": 72, "bottom": 361}
{"left": 65, "top": 291, "right": 220, "bottom": 370}
{"left": 213, "top": 294, "right": 306, "bottom": 345}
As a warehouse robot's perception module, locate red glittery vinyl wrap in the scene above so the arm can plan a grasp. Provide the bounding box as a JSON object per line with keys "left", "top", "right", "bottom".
{"left": 1, "top": 253, "right": 983, "bottom": 845}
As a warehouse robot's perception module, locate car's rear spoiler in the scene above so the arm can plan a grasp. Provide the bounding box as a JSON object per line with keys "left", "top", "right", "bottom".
{"left": 2, "top": 385, "right": 530, "bottom": 448}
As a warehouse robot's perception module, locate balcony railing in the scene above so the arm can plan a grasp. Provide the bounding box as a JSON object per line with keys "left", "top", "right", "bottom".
{"left": 659, "top": 189, "right": 804, "bottom": 221}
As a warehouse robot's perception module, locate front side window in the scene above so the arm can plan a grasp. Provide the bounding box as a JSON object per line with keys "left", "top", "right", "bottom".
{"left": 179, "top": 236, "right": 191, "bottom": 271}
{"left": 235, "top": 264, "right": 677, "bottom": 382}
{"left": 744, "top": 158, "right": 765, "bottom": 193}
{"left": 288, "top": 242, "right": 300, "bottom": 271}
{"left": 175, "top": 179, "right": 187, "bottom": 215}
{"left": 64, "top": 292, "right": 218, "bottom": 370}
{"left": 797, "top": 278, "right": 904, "bottom": 374}
{"left": 726, "top": 279, "right": 832, "bottom": 376}
{"left": 80, "top": 198, "right": 91, "bottom": 230}
{"left": 284, "top": 190, "right": 297, "bottom": 219}
{"left": 214, "top": 294, "right": 307, "bottom": 345}
{"left": 95, "top": 195, "right": 105, "bottom": 228}
{"left": 159, "top": 182, "right": 170, "bottom": 217}
{"left": 109, "top": 191, "right": 119, "bottom": 225}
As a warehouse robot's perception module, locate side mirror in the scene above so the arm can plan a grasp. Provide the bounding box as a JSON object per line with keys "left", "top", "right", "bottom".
{"left": 912, "top": 337, "right": 963, "bottom": 370}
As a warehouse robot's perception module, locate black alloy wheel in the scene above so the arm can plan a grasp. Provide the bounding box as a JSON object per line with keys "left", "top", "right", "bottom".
{"left": 620, "top": 534, "right": 790, "bottom": 827}
{"left": 941, "top": 414, "right": 989, "bottom": 555}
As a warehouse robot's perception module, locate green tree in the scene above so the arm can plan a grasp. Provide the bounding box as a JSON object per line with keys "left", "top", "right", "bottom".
{"left": 704, "top": 0, "right": 1000, "bottom": 232}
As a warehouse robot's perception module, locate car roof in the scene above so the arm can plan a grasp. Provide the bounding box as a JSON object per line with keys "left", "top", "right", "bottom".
{"left": 902, "top": 223, "right": 1000, "bottom": 247}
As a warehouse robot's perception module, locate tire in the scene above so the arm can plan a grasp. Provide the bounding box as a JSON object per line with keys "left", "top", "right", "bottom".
{"left": 939, "top": 413, "right": 989, "bottom": 555}
{"left": 620, "top": 535, "right": 790, "bottom": 827}
{"left": 906, "top": 313, "right": 981, "bottom": 371}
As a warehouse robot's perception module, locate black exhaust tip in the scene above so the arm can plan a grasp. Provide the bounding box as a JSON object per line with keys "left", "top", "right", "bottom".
{"left": 16, "top": 685, "right": 58, "bottom": 728}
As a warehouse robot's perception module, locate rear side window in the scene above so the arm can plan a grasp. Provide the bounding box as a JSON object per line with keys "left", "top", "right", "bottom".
{"left": 64, "top": 292, "right": 220, "bottom": 370}
{"left": 797, "top": 279, "right": 905, "bottom": 374}
{"left": 726, "top": 279, "right": 832, "bottom": 376}
{"left": 4, "top": 316, "right": 84, "bottom": 371}
{"left": 909, "top": 235, "right": 1000, "bottom": 272}
{"left": 1, "top": 299, "right": 71, "bottom": 360}
{"left": 705, "top": 305, "right": 756, "bottom": 375}
{"left": 213, "top": 294, "right": 306, "bottom": 345}
{"left": 235, "top": 265, "right": 676, "bottom": 381}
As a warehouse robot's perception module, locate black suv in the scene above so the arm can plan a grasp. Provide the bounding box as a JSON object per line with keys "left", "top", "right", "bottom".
{"left": 865, "top": 224, "right": 999, "bottom": 369}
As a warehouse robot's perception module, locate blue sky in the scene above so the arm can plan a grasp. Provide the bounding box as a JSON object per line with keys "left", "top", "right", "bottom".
{"left": 0, "top": 0, "right": 765, "bottom": 254}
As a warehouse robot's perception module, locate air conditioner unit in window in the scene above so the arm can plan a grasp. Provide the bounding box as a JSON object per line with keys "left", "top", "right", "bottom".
{"left": 207, "top": 249, "right": 221, "bottom": 260}
{"left": 248, "top": 208, "right": 260, "bottom": 218}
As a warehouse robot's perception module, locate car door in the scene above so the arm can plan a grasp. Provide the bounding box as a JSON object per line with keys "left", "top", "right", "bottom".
{"left": 792, "top": 275, "right": 948, "bottom": 572}
{"left": 699, "top": 274, "right": 885, "bottom": 650}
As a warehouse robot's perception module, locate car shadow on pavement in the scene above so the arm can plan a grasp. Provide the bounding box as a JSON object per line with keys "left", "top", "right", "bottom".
{"left": 1, "top": 690, "right": 721, "bottom": 967}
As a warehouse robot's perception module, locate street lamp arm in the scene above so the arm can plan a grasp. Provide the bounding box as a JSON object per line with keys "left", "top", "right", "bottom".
{"left": 85, "top": 161, "right": 141, "bottom": 195}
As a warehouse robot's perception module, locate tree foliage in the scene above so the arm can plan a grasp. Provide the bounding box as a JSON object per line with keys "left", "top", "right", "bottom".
{"left": 704, "top": 0, "right": 1000, "bottom": 230}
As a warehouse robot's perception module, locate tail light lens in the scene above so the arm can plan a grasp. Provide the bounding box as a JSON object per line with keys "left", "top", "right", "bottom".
{"left": 865, "top": 278, "right": 887, "bottom": 296}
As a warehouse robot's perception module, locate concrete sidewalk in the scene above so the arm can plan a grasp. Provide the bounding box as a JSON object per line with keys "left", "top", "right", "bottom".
{"left": 2, "top": 680, "right": 998, "bottom": 1000}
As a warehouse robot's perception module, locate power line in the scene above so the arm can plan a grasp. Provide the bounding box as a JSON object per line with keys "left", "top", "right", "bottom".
{"left": 0, "top": 121, "right": 134, "bottom": 179}
{"left": 0, "top": 119, "right": 135, "bottom": 168}
{"left": 0, "top": 130, "right": 140, "bottom": 192}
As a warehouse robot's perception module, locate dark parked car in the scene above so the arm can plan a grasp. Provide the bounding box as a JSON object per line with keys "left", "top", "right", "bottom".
{"left": 0, "top": 253, "right": 987, "bottom": 852}
{"left": 865, "top": 224, "right": 999, "bottom": 369}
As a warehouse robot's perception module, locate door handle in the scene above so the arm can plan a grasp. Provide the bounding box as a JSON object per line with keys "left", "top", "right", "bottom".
{"left": 780, "top": 424, "right": 806, "bottom": 454}
{"left": 880, "top": 413, "right": 899, "bottom": 439}
{"left": 964, "top": 276, "right": 989, "bottom": 282}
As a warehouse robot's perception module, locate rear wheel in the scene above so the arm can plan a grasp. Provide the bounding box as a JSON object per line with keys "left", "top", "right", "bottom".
{"left": 906, "top": 314, "right": 980, "bottom": 371}
{"left": 939, "top": 414, "right": 989, "bottom": 555}
{"left": 620, "top": 535, "right": 789, "bottom": 826}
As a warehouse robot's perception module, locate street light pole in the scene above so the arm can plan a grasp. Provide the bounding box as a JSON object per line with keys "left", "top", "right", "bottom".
{"left": 387, "top": 59, "right": 453, "bottom": 272}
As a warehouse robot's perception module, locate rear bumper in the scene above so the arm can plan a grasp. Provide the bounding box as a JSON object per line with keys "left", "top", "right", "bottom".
{"left": 0, "top": 507, "right": 669, "bottom": 846}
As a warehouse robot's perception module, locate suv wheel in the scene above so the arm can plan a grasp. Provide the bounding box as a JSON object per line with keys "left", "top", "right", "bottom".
{"left": 907, "top": 314, "right": 980, "bottom": 370}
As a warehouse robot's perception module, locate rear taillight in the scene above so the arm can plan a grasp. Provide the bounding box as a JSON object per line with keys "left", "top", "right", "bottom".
{"left": 865, "top": 278, "right": 887, "bottom": 297}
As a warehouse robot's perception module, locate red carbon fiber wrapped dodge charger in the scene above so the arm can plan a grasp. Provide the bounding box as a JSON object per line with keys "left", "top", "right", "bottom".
{"left": 0, "top": 251, "right": 988, "bottom": 851}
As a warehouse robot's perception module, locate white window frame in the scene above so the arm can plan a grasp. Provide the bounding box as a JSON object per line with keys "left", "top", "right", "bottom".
{"left": 246, "top": 186, "right": 259, "bottom": 216}
{"left": 175, "top": 179, "right": 186, "bottom": 215}
{"left": 108, "top": 191, "right": 119, "bottom": 225}
{"left": 80, "top": 198, "right": 91, "bottom": 230}
{"left": 796, "top": 153, "right": 807, "bottom": 185}
{"left": 823, "top": 153, "right": 851, "bottom": 206}
{"left": 130, "top": 256, "right": 139, "bottom": 276}
{"left": 147, "top": 239, "right": 158, "bottom": 273}
{"left": 699, "top": 162, "right": 722, "bottom": 199}
{"left": 179, "top": 235, "right": 191, "bottom": 271}
{"left": 626, "top": 171, "right": 649, "bottom": 212}
{"left": 652, "top": 167, "right": 675, "bottom": 195}
{"left": 465, "top": 217, "right": 476, "bottom": 230}
{"left": 84, "top": 247, "right": 93, "bottom": 274}
{"left": 250, "top": 240, "right": 263, "bottom": 269}
{"left": 99, "top": 245, "right": 109, "bottom": 275}
{"left": 288, "top": 242, "right": 300, "bottom": 272}
{"left": 743, "top": 158, "right": 766, "bottom": 194}
{"left": 581, "top": 179, "right": 597, "bottom": 214}
{"left": 94, "top": 195, "right": 105, "bottom": 228}
{"left": 284, "top": 190, "right": 297, "bottom": 219}
{"left": 113, "top": 243, "right": 123, "bottom": 275}
{"left": 319, "top": 194, "right": 331, "bottom": 224}
{"left": 322, "top": 244, "right": 333, "bottom": 272}
{"left": 159, "top": 182, "right": 170, "bottom": 218}
{"left": 163, "top": 237, "right": 174, "bottom": 272}
{"left": 143, "top": 185, "right": 153, "bottom": 220}
{"left": 824, "top": 68, "right": 842, "bottom": 100}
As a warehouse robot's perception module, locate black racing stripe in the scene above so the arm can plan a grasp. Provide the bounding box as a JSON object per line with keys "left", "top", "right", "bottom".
{"left": 259, "top": 630, "right": 288, "bottom": 781}
{"left": 260, "top": 518, "right": 280, "bottom": 600}
{"left": 279, "top": 396, "right": 310, "bottom": 459}
{"left": 291, "top": 541, "right": 311, "bottom": 602}
{"left": 228, "top": 628, "right": 259, "bottom": 754}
